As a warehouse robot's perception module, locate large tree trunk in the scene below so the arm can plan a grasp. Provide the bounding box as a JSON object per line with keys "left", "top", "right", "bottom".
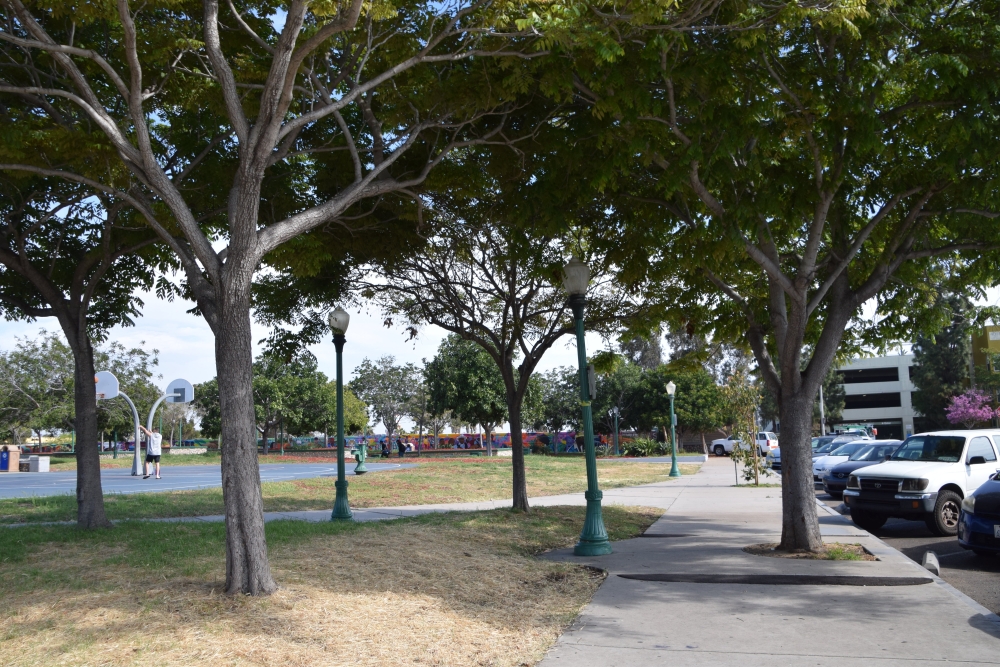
{"left": 216, "top": 282, "right": 277, "bottom": 595}
{"left": 508, "top": 400, "right": 529, "bottom": 511}
{"left": 777, "top": 388, "right": 823, "bottom": 552}
{"left": 65, "top": 328, "right": 111, "bottom": 529}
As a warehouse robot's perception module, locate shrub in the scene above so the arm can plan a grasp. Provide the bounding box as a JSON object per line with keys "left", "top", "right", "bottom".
{"left": 622, "top": 438, "right": 666, "bottom": 457}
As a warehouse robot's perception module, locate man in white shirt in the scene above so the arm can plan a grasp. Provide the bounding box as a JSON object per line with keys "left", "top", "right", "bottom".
{"left": 139, "top": 425, "right": 163, "bottom": 479}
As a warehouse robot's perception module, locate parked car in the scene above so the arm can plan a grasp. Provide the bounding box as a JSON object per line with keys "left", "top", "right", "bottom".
{"left": 768, "top": 435, "right": 873, "bottom": 473}
{"left": 812, "top": 441, "right": 875, "bottom": 482}
{"left": 958, "top": 471, "right": 1000, "bottom": 557}
{"left": 844, "top": 430, "right": 1000, "bottom": 536}
{"left": 710, "top": 432, "right": 779, "bottom": 457}
{"left": 822, "top": 441, "right": 902, "bottom": 499}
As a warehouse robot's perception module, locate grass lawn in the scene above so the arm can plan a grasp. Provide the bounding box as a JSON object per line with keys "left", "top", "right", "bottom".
{"left": 0, "top": 505, "right": 661, "bottom": 667}
{"left": 0, "top": 456, "right": 698, "bottom": 524}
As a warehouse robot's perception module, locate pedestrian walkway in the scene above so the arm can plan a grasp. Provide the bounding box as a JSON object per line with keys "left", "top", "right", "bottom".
{"left": 536, "top": 457, "right": 1000, "bottom": 666}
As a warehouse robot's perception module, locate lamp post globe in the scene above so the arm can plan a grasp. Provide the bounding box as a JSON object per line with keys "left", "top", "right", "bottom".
{"left": 562, "top": 256, "right": 590, "bottom": 296}
{"left": 609, "top": 406, "right": 620, "bottom": 456}
{"left": 329, "top": 306, "right": 350, "bottom": 335}
{"left": 665, "top": 380, "right": 680, "bottom": 478}
{"left": 329, "top": 307, "right": 352, "bottom": 520}
{"left": 563, "top": 257, "right": 611, "bottom": 557}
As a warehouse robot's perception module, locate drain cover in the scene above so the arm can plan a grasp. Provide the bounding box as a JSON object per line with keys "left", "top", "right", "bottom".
{"left": 619, "top": 573, "right": 932, "bottom": 586}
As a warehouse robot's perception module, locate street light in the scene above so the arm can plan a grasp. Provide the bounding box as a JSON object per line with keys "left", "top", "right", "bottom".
{"left": 563, "top": 257, "right": 612, "bottom": 556}
{"left": 666, "top": 380, "right": 680, "bottom": 478}
{"left": 609, "top": 406, "right": 620, "bottom": 456}
{"left": 329, "top": 306, "right": 353, "bottom": 521}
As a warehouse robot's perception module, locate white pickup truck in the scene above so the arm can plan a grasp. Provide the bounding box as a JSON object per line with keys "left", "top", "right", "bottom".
{"left": 710, "top": 432, "right": 779, "bottom": 457}
{"left": 844, "top": 430, "right": 1000, "bottom": 536}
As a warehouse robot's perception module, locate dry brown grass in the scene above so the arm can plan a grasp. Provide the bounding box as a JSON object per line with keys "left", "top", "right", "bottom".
{"left": 743, "top": 542, "right": 878, "bottom": 561}
{"left": 0, "top": 506, "right": 661, "bottom": 666}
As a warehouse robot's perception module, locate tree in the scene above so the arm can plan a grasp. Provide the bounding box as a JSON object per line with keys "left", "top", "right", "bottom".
{"left": 193, "top": 351, "right": 366, "bottom": 445}
{"left": 620, "top": 335, "right": 662, "bottom": 370}
{"left": 722, "top": 370, "right": 765, "bottom": 485}
{"left": 0, "top": 333, "right": 73, "bottom": 447}
{"left": 911, "top": 296, "right": 975, "bottom": 430}
{"left": 633, "top": 366, "right": 724, "bottom": 451}
{"left": 532, "top": 367, "right": 578, "bottom": 434}
{"left": 0, "top": 0, "right": 542, "bottom": 594}
{"left": 814, "top": 367, "right": 846, "bottom": 432}
{"left": 0, "top": 173, "right": 163, "bottom": 527}
{"left": 946, "top": 390, "right": 997, "bottom": 429}
{"left": 424, "top": 335, "right": 508, "bottom": 449}
{"left": 0, "top": 333, "right": 162, "bottom": 453}
{"left": 193, "top": 379, "right": 222, "bottom": 441}
{"left": 349, "top": 356, "right": 418, "bottom": 446}
{"left": 582, "top": 0, "right": 1000, "bottom": 550}
{"left": 370, "top": 209, "right": 639, "bottom": 510}
{"left": 337, "top": 386, "right": 370, "bottom": 436}
{"left": 591, "top": 359, "right": 644, "bottom": 436}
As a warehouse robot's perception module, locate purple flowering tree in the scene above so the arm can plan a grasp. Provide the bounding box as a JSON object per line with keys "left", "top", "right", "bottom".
{"left": 945, "top": 390, "right": 998, "bottom": 429}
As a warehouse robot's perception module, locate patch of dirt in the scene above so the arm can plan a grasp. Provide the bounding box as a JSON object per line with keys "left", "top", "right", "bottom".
{"left": 743, "top": 542, "right": 878, "bottom": 561}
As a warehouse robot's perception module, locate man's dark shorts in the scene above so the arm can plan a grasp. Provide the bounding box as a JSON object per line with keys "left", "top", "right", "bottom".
{"left": 145, "top": 454, "right": 161, "bottom": 463}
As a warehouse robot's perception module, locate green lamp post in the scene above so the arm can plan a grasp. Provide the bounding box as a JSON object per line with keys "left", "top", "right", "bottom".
{"left": 666, "top": 380, "right": 681, "bottom": 478}
{"left": 609, "top": 406, "right": 620, "bottom": 457}
{"left": 329, "top": 306, "right": 353, "bottom": 521}
{"left": 564, "top": 257, "right": 612, "bottom": 557}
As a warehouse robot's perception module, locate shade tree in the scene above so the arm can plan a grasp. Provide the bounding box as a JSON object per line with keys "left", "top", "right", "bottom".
{"left": 0, "top": 0, "right": 546, "bottom": 592}
{"left": 911, "top": 295, "right": 976, "bottom": 431}
{"left": 0, "top": 172, "right": 165, "bottom": 527}
{"left": 349, "top": 356, "right": 419, "bottom": 447}
{"left": 574, "top": 0, "right": 1000, "bottom": 550}
{"left": 424, "top": 335, "right": 508, "bottom": 450}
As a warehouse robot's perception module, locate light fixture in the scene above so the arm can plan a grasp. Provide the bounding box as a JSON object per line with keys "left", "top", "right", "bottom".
{"left": 562, "top": 257, "right": 590, "bottom": 296}
{"left": 666, "top": 380, "right": 676, "bottom": 396}
{"left": 328, "top": 306, "right": 350, "bottom": 334}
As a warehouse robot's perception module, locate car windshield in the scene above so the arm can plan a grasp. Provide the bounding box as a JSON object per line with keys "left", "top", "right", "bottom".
{"left": 830, "top": 443, "right": 864, "bottom": 457}
{"left": 814, "top": 442, "right": 837, "bottom": 455}
{"left": 849, "top": 443, "right": 897, "bottom": 461}
{"left": 890, "top": 436, "right": 966, "bottom": 463}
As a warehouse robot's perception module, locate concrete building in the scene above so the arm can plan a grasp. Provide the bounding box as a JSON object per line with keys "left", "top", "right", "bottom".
{"left": 971, "top": 325, "right": 1000, "bottom": 375}
{"left": 832, "top": 354, "right": 916, "bottom": 441}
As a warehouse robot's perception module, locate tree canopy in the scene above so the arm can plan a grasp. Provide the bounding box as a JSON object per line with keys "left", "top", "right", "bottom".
{"left": 424, "top": 335, "right": 509, "bottom": 439}
{"left": 561, "top": 0, "right": 1000, "bottom": 550}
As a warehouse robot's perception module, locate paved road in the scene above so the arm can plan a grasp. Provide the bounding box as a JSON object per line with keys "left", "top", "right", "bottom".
{"left": 817, "top": 488, "right": 1000, "bottom": 614}
{"left": 0, "top": 462, "right": 412, "bottom": 499}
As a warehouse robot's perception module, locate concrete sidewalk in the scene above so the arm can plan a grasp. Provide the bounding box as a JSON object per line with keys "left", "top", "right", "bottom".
{"left": 536, "top": 456, "right": 1000, "bottom": 666}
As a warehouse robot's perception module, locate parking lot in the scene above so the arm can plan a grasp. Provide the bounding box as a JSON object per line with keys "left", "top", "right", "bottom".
{"left": 817, "top": 489, "right": 1000, "bottom": 614}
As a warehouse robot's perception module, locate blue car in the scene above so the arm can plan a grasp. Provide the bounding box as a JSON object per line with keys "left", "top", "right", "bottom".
{"left": 958, "top": 471, "right": 1000, "bottom": 556}
{"left": 822, "top": 441, "right": 902, "bottom": 499}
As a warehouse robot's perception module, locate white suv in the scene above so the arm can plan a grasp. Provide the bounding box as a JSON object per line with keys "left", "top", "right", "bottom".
{"left": 710, "top": 432, "right": 779, "bottom": 457}
{"left": 844, "top": 430, "right": 1000, "bottom": 536}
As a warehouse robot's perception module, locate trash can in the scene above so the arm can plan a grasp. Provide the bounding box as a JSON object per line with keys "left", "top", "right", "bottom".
{"left": 28, "top": 455, "right": 49, "bottom": 473}
{"left": 0, "top": 446, "right": 20, "bottom": 473}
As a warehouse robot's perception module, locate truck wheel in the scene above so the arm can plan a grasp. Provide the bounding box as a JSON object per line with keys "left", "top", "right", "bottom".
{"left": 925, "top": 490, "right": 962, "bottom": 537}
{"left": 850, "top": 510, "right": 887, "bottom": 532}
{"left": 713, "top": 445, "right": 726, "bottom": 457}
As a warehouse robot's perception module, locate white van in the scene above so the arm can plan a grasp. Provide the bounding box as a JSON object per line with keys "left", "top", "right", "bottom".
{"left": 843, "top": 430, "right": 1000, "bottom": 536}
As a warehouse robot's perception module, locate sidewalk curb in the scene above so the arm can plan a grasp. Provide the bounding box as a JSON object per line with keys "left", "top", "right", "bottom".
{"left": 815, "top": 497, "right": 1000, "bottom": 625}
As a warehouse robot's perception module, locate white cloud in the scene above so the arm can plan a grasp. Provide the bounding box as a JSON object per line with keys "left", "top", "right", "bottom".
{"left": 0, "top": 289, "right": 601, "bottom": 396}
